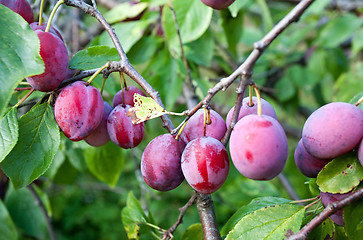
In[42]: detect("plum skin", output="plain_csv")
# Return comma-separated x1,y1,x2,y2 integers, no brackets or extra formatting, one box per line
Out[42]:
229,114,288,180
294,139,331,178
200,0,236,10
181,136,229,194
0,0,34,23
180,109,227,143
85,102,113,147
358,139,363,167
29,22,63,41
302,102,363,159
226,96,277,126
107,105,144,149
26,30,69,92
141,134,186,191
320,191,354,226
113,86,146,107
54,81,104,141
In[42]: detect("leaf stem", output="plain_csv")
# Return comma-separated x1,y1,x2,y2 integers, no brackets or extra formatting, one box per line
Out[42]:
13,88,35,108
86,62,110,85
45,0,64,33
290,195,320,204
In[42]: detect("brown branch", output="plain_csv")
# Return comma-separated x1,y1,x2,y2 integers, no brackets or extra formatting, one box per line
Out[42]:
287,187,363,240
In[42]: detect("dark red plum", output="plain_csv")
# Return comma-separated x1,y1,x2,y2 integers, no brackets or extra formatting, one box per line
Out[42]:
200,0,235,10
226,96,277,126
54,81,104,141
320,191,354,226
0,0,34,23
294,139,331,178
181,137,229,194
85,102,113,147
180,109,227,143
112,86,146,107
26,30,69,92
107,105,144,149
229,114,288,180
141,134,186,191
29,22,63,41
302,102,363,159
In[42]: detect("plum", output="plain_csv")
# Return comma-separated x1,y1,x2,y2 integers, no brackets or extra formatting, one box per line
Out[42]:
320,191,354,226
107,104,144,149
302,102,363,159
26,30,69,92
141,134,186,191
294,139,331,178
229,114,288,180
0,0,34,23
54,81,104,141
113,86,146,107
180,109,227,143
358,139,363,167
29,22,63,41
181,136,229,194
226,96,277,126
85,102,113,147
200,0,235,10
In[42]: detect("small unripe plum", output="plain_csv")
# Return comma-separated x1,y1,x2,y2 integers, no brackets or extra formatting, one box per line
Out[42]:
26,30,69,92
107,105,144,149
0,0,34,23
302,102,363,159
141,134,186,191
181,137,229,194
85,102,113,147
29,22,63,41
320,191,354,226
200,0,235,10
180,109,227,143
113,86,146,107
229,114,288,180
54,81,104,141
294,139,331,178
358,139,363,167
226,96,277,126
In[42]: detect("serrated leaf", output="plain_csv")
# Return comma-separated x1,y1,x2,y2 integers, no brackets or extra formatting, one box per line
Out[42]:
1,103,60,189
316,153,363,194
308,218,335,240
104,2,148,24
344,198,363,240
69,46,119,70
0,108,18,163
226,204,305,240
182,223,203,240
84,141,124,187
221,197,292,236
0,5,44,117
0,199,18,240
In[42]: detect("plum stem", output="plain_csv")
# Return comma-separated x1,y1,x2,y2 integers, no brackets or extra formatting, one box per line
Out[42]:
175,119,188,141
100,77,107,95
45,0,64,33
39,0,46,25
355,96,363,106
86,62,110,85
248,85,254,107
119,72,127,107
253,84,262,116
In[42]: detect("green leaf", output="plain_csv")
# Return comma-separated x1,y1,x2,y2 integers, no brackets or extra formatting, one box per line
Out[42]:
162,0,212,57
182,223,203,240
104,2,148,24
84,141,124,187
69,46,120,70
128,36,160,65
0,108,18,163
0,5,44,117
221,197,292,236
352,28,363,56
184,30,214,67
307,178,320,197
316,153,363,194
226,204,305,240
220,9,243,58
274,74,296,102
349,92,363,111
0,199,18,240
228,0,253,18
121,192,149,239
5,185,47,239
344,198,363,240
308,218,335,240
1,103,60,189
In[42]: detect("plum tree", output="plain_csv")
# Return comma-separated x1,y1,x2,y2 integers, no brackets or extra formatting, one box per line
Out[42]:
226,96,277,126
302,102,363,159
85,102,113,147
229,114,288,180
113,86,146,107
320,191,354,226
181,136,229,194
294,139,331,178
26,30,69,92
107,104,145,149
200,0,235,10
0,0,34,23
54,81,104,141
141,134,186,191
180,109,227,143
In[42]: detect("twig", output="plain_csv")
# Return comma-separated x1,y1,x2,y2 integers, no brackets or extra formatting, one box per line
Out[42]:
287,187,363,240
27,184,56,240
277,173,300,200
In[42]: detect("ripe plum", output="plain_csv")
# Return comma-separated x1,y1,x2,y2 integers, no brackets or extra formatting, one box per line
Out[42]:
29,22,63,41
302,102,363,159
181,137,229,194
320,191,353,226
141,134,186,191
229,114,288,180
113,86,146,107
200,0,235,10
85,102,113,147
54,81,104,141
0,0,34,23
107,104,144,149
180,109,227,143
